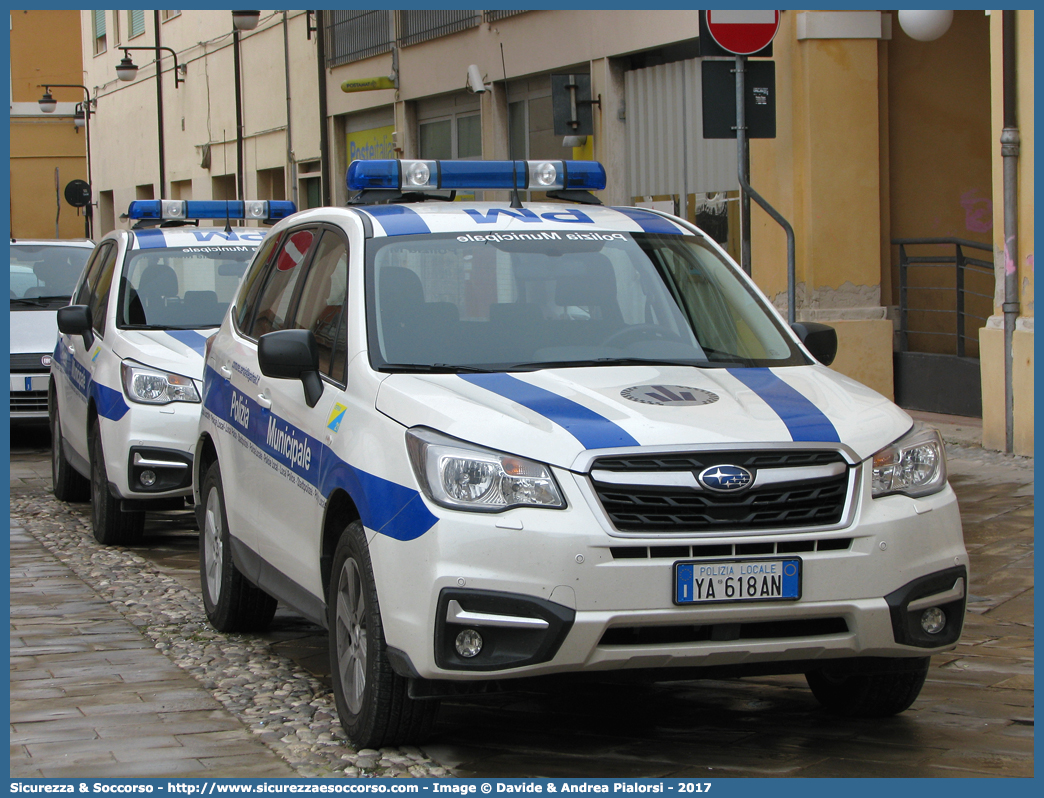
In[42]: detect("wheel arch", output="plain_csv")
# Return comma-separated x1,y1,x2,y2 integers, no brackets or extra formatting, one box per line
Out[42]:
321,489,361,597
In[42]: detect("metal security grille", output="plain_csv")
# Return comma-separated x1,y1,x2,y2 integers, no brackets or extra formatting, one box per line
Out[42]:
590,450,850,534
483,11,526,23
326,10,393,67
397,10,479,47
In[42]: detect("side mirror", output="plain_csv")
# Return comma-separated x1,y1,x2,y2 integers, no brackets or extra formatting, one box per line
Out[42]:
57,305,94,349
791,322,837,366
258,329,324,408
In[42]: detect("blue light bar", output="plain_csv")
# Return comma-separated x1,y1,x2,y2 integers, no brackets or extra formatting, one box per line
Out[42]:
346,160,607,194
127,199,297,221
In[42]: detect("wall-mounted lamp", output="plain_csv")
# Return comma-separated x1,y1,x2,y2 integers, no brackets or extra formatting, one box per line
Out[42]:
232,10,261,31
306,10,318,40
73,102,88,129
38,90,57,113
898,10,954,42
116,46,184,88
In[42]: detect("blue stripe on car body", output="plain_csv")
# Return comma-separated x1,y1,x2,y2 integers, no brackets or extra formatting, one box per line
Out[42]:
133,229,168,249
459,372,640,450
203,366,437,541
165,329,210,357
727,368,840,443
364,205,431,236
610,207,686,235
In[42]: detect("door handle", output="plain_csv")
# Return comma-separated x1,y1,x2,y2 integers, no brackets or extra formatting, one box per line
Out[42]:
219,365,232,378
256,392,272,409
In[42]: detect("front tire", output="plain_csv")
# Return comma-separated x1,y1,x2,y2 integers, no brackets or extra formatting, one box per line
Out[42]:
199,461,277,632
51,402,90,502
328,521,439,749
805,657,931,717
89,424,144,545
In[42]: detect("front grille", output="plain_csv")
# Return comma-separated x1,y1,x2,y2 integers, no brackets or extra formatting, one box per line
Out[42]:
11,391,49,413
10,353,51,373
599,617,849,646
590,450,851,534
610,538,852,560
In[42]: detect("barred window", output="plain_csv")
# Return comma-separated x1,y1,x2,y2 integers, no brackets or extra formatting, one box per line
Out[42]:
326,10,393,67
397,10,479,47
483,11,526,24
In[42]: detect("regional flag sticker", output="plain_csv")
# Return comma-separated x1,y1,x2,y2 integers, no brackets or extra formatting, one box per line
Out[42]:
327,403,347,432
91,346,102,362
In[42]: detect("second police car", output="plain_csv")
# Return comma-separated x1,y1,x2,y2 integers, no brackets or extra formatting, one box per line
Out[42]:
194,160,969,748
50,200,293,544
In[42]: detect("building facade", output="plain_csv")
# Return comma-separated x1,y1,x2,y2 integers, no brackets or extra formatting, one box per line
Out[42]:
9,9,91,240
79,9,1033,454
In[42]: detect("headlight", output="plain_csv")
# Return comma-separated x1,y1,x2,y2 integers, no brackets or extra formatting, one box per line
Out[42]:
121,361,201,405
871,424,947,498
406,428,565,513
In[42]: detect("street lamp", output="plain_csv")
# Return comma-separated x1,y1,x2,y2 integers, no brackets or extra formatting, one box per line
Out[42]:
232,10,261,31
115,46,184,88
37,84,95,238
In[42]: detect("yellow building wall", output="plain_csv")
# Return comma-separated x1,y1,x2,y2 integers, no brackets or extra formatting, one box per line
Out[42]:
981,10,1034,454
9,9,88,240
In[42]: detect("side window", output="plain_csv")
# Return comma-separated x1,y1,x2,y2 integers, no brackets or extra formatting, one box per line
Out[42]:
235,234,280,334
74,242,111,306
251,228,317,339
87,245,119,337
293,231,349,384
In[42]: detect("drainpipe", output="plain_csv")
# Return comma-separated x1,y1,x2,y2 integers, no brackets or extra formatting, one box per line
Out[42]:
233,29,245,200
283,11,298,208
1000,10,1019,454
315,10,331,205
153,11,166,196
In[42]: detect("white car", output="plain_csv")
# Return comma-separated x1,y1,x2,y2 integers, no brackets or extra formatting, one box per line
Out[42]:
49,200,294,545
10,239,95,422
194,160,968,749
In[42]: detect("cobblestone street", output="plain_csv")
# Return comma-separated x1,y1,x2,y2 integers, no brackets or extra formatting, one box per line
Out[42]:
8,415,1034,778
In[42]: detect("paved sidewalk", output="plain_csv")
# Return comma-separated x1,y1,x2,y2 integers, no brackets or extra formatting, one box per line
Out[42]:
10,523,298,778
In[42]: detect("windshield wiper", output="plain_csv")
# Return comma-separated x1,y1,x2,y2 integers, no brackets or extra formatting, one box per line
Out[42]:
381,363,498,374
11,295,70,307
505,357,745,371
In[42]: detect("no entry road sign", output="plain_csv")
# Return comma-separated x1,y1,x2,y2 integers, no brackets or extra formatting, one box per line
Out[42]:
705,10,781,56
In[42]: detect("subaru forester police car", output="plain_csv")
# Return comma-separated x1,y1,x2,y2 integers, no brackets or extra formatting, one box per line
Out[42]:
49,200,293,545
194,160,968,748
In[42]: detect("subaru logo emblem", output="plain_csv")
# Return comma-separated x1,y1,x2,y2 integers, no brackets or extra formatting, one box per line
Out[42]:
698,465,753,492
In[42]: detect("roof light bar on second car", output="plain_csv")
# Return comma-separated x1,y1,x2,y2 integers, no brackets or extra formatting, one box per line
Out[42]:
126,199,297,222
345,159,607,194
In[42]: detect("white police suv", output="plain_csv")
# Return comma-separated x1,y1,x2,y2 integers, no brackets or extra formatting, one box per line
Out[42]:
194,160,968,748
50,200,293,545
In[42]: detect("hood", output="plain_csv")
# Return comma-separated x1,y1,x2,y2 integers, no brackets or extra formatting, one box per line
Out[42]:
10,308,59,355
113,329,216,380
375,364,912,470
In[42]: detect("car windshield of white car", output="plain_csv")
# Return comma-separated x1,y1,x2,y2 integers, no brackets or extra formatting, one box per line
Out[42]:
10,245,92,306
364,232,807,372
115,246,254,330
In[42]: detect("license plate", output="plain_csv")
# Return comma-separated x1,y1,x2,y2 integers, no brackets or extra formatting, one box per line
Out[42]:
11,375,46,392
674,558,802,605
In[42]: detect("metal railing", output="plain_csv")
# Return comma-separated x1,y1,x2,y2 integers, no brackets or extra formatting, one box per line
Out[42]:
894,237,994,357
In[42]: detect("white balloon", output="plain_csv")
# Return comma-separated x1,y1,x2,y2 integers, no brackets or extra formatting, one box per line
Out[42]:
898,10,954,42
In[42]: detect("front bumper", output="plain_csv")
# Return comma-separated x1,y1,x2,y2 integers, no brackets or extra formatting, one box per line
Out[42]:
367,464,968,682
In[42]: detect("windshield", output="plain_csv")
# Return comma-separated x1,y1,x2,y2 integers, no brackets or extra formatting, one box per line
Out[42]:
365,231,806,371
116,245,255,329
10,244,92,304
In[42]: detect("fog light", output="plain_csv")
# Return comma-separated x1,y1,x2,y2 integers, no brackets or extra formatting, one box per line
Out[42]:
139,469,157,487
455,629,483,658
920,607,946,635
